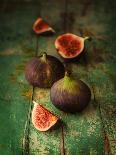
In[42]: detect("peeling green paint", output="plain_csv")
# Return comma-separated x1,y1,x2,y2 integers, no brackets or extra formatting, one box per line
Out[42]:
0,0,116,155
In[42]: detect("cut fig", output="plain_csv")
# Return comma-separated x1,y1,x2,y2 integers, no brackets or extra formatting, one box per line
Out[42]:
33,17,55,34
55,33,89,59
32,101,59,131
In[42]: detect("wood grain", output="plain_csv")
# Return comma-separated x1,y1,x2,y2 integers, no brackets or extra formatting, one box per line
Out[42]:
0,0,116,155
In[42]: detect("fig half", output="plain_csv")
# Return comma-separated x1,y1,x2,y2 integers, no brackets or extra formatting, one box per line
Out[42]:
50,72,91,113
25,53,65,88
55,33,89,59
33,17,55,34
32,101,59,131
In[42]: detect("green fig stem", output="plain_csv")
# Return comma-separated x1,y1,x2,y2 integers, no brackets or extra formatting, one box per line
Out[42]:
83,36,89,41
49,27,55,33
65,71,69,77
64,75,71,86
41,52,47,62
32,100,38,106
65,71,71,77
64,71,72,83
63,72,77,91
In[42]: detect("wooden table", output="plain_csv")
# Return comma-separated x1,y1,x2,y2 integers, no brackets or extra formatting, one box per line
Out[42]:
0,0,116,154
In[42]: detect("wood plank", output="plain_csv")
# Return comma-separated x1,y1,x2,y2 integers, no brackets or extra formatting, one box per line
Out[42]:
29,0,67,154
61,0,105,154
85,1,116,154
0,1,40,154
68,0,116,154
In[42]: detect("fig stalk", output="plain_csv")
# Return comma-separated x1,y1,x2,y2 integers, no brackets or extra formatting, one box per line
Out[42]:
41,53,47,62
83,36,89,41
64,71,71,77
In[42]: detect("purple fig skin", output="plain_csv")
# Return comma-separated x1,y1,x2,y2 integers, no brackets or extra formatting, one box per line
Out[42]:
25,55,65,88
50,78,91,113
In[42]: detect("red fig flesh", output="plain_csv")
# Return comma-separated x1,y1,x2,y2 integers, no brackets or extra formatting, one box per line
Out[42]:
33,18,55,34
55,33,89,59
32,101,59,131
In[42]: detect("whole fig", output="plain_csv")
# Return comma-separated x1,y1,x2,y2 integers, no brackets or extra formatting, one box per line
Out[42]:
25,53,65,88
50,72,91,113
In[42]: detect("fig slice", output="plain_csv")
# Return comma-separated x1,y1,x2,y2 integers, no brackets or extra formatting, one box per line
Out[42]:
32,101,59,131
33,17,55,34
55,33,89,59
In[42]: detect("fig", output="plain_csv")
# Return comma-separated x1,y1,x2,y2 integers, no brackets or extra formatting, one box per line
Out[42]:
33,17,55,34
32,101,59,131
25,53,65,88
55,33,89,59
50,72,91,113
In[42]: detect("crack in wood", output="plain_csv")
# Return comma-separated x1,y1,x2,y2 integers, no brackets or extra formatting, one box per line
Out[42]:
63,0,68,33
92,86,111,155
22,36,40,155
35,35,39,56
81,0,92,16
61,125,66,155
77,27,112,154
60,0,73,154
60,0,75,33
22,35,40,155
22,0,72,154
22,7,41,154
78,26,111,153
22,87,34,155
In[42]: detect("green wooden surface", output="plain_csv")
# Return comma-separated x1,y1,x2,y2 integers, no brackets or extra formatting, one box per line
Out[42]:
0,0,116,155
0,1,39,154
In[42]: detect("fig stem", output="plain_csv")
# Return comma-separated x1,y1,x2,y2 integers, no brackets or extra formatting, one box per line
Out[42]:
32,100,38,106
65,71,71,77
49,27,55,33
41,52,47,62
83,36,89,41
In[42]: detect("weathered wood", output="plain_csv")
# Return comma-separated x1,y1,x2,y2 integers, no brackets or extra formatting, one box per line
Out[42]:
61,0,105,154
29,0,66,154
68,1,116,154
30,2,103,154
29,0,116,155
0,1,40,154
0,0,116,155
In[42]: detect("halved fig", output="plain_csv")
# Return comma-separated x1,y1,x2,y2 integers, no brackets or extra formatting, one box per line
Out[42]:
33,17,55,34
32,101,59,131
55,33,89,59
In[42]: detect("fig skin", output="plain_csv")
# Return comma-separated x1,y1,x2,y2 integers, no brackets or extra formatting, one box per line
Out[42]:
25,53,65,88
32,101,59,132
55,33,89,60
50,73,91,113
